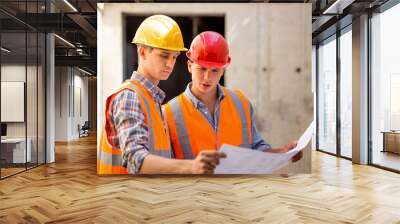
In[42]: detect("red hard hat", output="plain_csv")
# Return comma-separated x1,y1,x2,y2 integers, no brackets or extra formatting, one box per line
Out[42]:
186,31,231,68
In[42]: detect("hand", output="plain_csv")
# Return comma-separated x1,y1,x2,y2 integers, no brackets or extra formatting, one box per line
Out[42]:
282,141,302,163
281,141,297,153
291,150,303,162
191,150,226,174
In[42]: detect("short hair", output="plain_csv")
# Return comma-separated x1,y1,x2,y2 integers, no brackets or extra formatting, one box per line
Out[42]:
136,44,154,52
136,44,154,64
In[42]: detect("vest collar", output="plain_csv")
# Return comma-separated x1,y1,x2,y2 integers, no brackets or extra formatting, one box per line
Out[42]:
183,82,225,109
130,71,166,104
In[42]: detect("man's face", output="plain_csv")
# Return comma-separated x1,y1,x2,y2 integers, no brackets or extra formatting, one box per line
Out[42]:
141,47,180,82
188,61,224,95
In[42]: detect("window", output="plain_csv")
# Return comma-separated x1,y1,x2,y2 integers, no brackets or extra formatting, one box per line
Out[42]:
0,1,47,179
317,36,337,154
316,25,353,159
371,2,400,171
339,28,352,158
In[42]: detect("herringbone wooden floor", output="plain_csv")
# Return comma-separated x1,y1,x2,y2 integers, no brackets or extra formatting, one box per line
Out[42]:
1,135,400,224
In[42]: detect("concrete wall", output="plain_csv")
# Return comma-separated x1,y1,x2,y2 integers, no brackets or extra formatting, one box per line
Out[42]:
98,3,313,173
55,67,89,141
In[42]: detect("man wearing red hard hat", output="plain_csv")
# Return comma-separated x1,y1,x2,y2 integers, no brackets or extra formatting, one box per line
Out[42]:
163,31,302,170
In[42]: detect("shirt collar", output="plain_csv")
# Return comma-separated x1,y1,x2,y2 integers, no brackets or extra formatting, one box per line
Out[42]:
183,82,225,109
130,71,166,104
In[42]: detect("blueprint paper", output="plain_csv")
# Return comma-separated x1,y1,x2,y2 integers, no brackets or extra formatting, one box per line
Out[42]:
214,121,314,174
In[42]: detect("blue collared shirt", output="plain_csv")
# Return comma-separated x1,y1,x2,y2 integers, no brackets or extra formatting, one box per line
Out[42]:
183,83,272,151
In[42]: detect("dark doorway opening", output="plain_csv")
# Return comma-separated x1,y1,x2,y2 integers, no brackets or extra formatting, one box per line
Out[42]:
125,15,225,102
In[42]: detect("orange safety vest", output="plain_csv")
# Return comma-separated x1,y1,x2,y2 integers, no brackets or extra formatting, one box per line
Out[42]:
164,87,252,159
97,80,171,174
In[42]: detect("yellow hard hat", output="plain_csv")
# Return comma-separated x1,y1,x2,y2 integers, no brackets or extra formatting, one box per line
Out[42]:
132,15,188,52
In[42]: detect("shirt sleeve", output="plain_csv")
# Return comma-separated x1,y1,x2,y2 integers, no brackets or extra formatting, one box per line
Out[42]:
250,103,272,151
111,89,150,174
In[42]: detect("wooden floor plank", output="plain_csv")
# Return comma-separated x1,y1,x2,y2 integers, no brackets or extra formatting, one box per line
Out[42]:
0,134,399,223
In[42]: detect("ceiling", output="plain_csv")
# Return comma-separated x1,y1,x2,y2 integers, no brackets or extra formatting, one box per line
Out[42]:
0,0,391,76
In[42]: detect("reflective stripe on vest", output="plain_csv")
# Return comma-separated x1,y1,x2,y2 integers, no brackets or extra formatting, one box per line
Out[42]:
164,87,252,159
227,89,252,147
97,80,171,174
97,127,128,174
167,97,194,159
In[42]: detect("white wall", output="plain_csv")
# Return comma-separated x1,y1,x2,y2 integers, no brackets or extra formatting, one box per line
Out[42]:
72,72,89,138
1,65,27,141
98,3,313,173
1,65,35,138
55,66,68,141
55,67,89,141
1,63,46,164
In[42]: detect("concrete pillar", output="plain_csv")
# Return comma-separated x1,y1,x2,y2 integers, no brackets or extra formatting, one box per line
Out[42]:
45,0,55,163
259,4,313,173
352,14,369,164
46,33,55,163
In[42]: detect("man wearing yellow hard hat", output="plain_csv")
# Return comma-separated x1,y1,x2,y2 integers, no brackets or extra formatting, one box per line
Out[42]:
97,15,225,174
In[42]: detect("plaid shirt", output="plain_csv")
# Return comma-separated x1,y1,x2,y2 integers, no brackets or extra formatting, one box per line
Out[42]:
183,83,272,151
106,71,166,174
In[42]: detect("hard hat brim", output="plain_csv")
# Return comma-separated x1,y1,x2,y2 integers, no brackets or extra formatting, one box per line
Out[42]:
132,41,188,52
191,59,230,69
187,51,230,68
